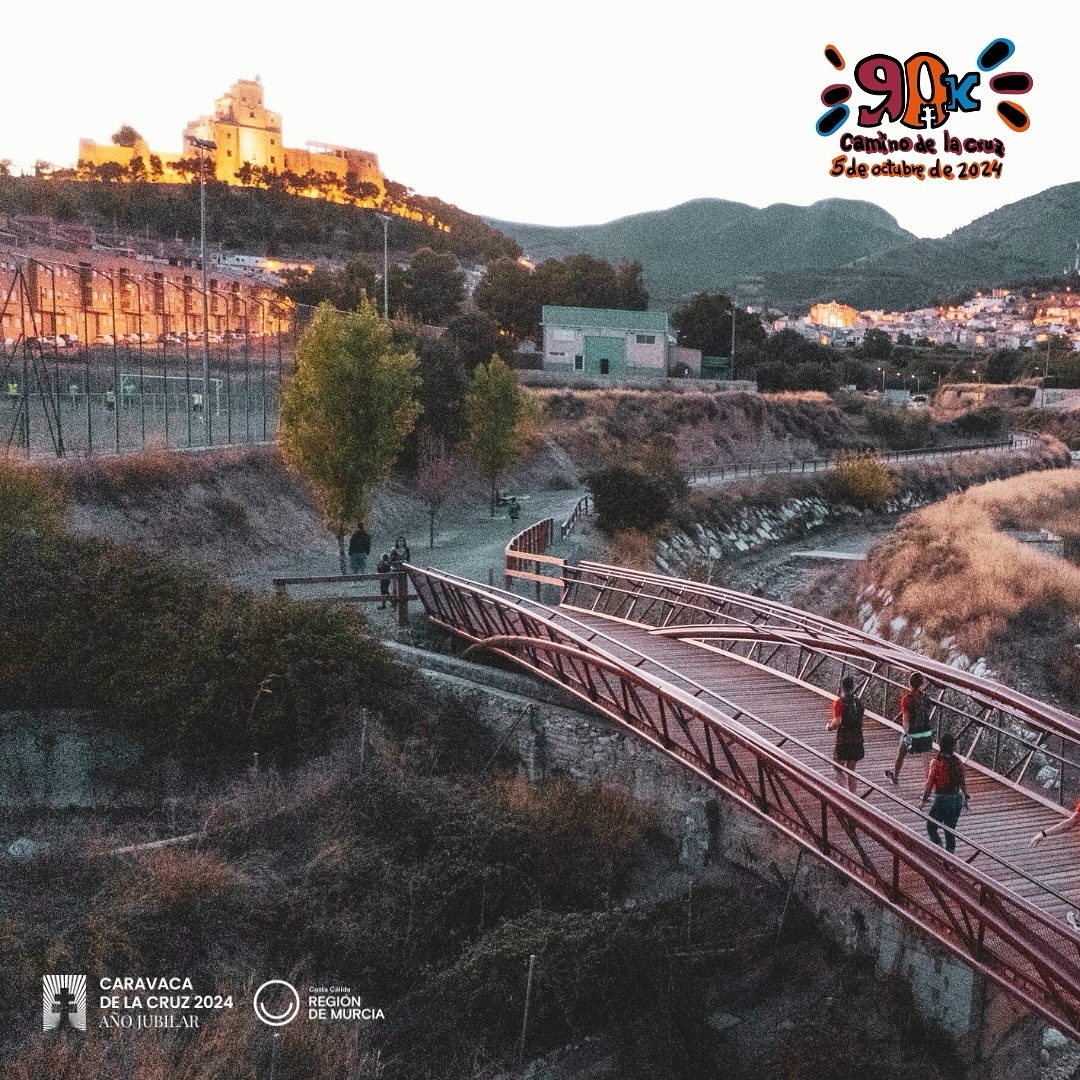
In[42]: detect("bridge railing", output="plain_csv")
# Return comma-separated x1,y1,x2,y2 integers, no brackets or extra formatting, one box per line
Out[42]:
562,562,1080,812
505,517,563,597
406,563,1080,1039
560,494,591,540
684,435,1029,484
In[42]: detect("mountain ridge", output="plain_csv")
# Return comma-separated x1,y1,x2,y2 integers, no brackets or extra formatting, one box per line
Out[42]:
486,184,1080,311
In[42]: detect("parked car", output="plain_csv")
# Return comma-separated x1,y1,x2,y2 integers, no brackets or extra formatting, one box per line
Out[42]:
94,334,115,346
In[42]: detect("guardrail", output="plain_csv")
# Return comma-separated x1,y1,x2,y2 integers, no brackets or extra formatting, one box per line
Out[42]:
685,435,1030,484
560,494,591,540
272,571,416,627
504,517,562,598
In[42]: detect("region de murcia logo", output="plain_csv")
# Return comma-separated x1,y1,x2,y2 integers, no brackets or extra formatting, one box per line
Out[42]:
252,980,301,1027
43,975,87,1032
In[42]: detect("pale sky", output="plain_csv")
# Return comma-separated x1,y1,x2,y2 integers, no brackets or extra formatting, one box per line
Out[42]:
6,0,1070,239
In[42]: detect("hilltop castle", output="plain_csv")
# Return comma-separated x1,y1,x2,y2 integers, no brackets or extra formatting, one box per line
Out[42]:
78,78,385,200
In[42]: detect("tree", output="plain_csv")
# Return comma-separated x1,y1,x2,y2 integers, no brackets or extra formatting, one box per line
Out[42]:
474,257,542,341
280,301,422,573
168,157,202,182
111,124,142,147
128,155,147,183
148,155,164,181
986,348,1021,384
414,312,506,446
415,435,457,548
586,465,675,535
672,293,758,357
534,254,648,311
861,328,893,361
277,258,378,314
96,161,125,183
402,247,465,325
465,356,524,515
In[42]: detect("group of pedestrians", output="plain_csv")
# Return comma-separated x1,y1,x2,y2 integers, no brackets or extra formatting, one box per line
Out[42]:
828,672,968,853
830,671,1080,857
347,527,411,611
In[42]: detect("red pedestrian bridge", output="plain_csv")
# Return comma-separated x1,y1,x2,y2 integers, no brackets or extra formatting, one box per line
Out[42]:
406,515,1080,1040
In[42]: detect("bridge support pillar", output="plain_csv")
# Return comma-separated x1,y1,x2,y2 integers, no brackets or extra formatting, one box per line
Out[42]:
709,801,1045,1079
877,909,1043,1079
679,797,710,872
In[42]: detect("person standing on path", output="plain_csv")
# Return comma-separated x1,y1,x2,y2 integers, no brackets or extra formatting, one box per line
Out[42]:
920,732,969,854
348,524,371,575
394,535,411,564
827,675,865,793
886,672,934,785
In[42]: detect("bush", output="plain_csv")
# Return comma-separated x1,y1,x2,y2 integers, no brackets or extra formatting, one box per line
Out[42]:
827,452,898,510
0,454,64,541
587,466,675,534
0,529,398,761
862,402,932,449
947,406,1005,440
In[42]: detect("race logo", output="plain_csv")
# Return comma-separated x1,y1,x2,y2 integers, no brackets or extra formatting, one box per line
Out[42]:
816,40,1033,183
43,975,87,1032
252,980,301,1027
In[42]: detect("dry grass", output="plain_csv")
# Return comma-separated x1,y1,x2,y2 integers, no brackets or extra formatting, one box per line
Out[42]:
604,527,659,569
955,467,1080,546
493,776,651,860
829,452,898,510
45,444,287,507
866,469,1080,654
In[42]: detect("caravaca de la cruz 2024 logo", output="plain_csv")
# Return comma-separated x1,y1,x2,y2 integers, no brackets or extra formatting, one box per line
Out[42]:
816,39,1032,182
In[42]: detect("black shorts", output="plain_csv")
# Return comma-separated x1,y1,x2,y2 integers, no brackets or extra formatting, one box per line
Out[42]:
900,731,934,754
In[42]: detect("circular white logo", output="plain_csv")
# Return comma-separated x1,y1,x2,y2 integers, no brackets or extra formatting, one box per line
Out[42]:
253,980,300,1027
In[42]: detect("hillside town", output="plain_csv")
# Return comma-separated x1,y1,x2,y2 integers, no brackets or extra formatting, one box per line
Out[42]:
778,290,1080,352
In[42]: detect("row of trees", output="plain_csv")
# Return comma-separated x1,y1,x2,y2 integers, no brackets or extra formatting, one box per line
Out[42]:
281,302,526,571
475,254,648,341
279,247,467,326
749,327,1079,393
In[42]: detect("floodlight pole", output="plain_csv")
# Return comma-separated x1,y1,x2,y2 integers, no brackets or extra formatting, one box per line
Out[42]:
378,213,391,319
188,134,217,446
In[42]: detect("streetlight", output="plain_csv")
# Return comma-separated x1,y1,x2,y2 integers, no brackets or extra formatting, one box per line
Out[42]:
187,134,217,446
877,366,885,392
377,213,391,319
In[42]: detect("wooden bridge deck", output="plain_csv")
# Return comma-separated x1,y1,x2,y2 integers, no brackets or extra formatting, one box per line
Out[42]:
407,559,1080,1034
558,606,1080,923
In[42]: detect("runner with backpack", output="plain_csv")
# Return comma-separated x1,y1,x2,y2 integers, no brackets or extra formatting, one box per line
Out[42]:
827,675,865,793
920,732,969,854
885,672,934,786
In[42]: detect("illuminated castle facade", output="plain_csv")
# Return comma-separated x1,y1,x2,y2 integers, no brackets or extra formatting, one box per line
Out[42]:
78,78,385,200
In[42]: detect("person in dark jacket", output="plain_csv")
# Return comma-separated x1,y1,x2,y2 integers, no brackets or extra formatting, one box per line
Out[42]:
348,524,371,575
827,675,865,793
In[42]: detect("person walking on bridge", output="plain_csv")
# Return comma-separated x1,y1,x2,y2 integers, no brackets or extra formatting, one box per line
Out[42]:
886,672,934,786
1030,801,1080,847
827,675,865,793
920,733,968,854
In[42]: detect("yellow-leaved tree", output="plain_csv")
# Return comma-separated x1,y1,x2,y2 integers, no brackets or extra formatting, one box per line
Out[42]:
465,355,524,516
280,301,422,573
